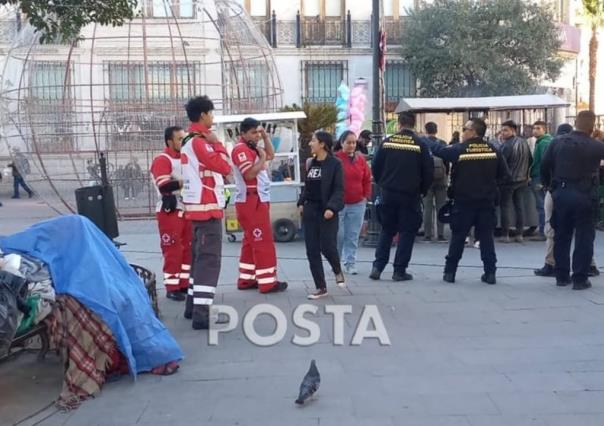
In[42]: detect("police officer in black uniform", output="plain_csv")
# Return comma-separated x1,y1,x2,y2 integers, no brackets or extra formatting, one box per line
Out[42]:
540,110,604,290
426,118,510,284
370,111,434,281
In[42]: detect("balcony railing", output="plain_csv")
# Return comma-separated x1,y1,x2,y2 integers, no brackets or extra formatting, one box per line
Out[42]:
250,11,409,48
383,17,408,46
301,16,345,47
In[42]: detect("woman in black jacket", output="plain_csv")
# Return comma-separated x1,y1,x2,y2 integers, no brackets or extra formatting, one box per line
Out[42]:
298,131,345,299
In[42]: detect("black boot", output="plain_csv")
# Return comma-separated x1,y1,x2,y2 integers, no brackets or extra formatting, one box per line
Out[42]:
184,294,193,319
572,280,592,291
556,276,572,287
481,273,496,285
392,271,413,281
443,272,456,283
192,305,210,330
588,266,600,277
166,291,185,301
369,267,381,280
534,264,555,277
263,281,288,293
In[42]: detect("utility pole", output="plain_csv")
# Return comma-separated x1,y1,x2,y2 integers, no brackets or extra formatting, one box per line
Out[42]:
363,0,383,248
371,0,383,152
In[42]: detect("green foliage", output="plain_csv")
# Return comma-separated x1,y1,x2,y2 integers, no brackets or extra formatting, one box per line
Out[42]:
400,0,563,97
281,102,337,162
0,0,139,43
582,0,604,22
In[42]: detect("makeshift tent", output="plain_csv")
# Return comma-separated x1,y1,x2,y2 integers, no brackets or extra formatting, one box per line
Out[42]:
0,215,183,375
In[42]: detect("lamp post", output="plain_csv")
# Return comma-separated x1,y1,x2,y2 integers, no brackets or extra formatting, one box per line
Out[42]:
363,0,384,247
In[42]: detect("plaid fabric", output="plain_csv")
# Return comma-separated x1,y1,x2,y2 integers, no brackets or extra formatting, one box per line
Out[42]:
45,295,121,410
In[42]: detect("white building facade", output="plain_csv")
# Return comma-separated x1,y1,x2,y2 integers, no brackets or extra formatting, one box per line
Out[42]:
238,0,600,130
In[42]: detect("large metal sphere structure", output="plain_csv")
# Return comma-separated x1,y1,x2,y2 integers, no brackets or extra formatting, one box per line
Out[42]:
0,0,283,216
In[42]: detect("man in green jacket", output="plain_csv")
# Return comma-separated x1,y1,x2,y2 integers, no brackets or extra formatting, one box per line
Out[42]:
529,120,553,240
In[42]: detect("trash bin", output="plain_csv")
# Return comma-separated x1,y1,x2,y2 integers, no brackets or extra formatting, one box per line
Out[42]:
75,185,119,239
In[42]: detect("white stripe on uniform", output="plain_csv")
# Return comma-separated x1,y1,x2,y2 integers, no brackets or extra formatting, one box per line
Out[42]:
255,267,275,275
193,285,217,294
193,298,213,305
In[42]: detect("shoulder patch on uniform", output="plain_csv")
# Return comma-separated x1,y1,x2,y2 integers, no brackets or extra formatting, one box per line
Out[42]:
238,152,247,162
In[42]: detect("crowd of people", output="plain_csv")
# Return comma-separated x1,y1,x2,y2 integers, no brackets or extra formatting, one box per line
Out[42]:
149,94,604,329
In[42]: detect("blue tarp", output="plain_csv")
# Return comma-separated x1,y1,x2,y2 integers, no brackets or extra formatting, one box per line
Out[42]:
0,215,183,375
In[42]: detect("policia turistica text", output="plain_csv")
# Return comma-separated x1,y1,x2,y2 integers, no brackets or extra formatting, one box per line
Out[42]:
540,110,604,290
425,117,511,285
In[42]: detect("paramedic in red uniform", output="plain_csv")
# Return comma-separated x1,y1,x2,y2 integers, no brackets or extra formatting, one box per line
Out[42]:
231,117,288,293
181,96,232,330
150,126,191,301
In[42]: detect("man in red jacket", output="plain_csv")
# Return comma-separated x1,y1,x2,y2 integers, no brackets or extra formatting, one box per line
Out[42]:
230,117,288,293
150,126,191,301
181,96,232,330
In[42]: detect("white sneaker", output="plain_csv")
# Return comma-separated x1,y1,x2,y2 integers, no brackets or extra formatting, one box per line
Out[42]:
473,241,480,249
335,272,346,288
307,288,329,300
344,264,358,275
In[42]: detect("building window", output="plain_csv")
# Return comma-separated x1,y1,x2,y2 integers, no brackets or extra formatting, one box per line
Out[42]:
106,61,197,102
384,61,416,110
150,0,194,18
225,61,272,113
303,60,347,104
29,62,71,100
26,61,74,153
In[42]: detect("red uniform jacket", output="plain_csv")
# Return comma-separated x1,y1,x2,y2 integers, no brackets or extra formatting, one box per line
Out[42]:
182,123,232,221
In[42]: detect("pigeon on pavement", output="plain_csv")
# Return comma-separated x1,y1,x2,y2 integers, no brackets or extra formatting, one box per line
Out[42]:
295,360,320,405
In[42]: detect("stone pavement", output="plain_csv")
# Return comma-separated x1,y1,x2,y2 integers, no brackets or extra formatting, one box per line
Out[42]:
1,198,604,426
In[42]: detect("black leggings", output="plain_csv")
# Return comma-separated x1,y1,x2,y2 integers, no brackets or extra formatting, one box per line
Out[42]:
303,201,342,289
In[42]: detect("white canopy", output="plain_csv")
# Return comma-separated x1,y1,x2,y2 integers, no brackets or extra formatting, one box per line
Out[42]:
214,111,306,124
395,94,570,113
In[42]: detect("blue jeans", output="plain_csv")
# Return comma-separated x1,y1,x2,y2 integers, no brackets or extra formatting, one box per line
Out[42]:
337,200,367,267
13,176,32,198
530,178,545,234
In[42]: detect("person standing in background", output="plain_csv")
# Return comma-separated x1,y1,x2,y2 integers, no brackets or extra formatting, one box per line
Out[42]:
422,122,449,242
528,120,553,241
150,126,191,302
499,120,532,243
335,130,372,275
